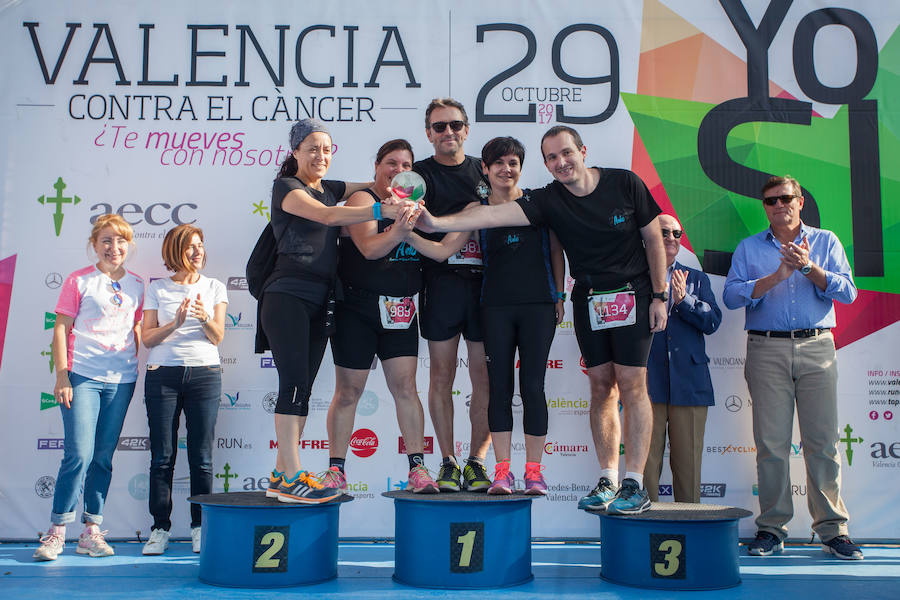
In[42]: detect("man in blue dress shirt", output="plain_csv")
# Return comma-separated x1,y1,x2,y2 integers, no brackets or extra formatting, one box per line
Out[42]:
645,214,721,504
723,175,861,560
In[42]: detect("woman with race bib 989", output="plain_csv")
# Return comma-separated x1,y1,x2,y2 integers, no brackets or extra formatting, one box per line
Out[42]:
322,139,438,494
261,119,415,503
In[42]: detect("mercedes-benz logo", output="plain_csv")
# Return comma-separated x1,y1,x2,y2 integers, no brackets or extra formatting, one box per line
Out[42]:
45,272,63,289
725,395,742,412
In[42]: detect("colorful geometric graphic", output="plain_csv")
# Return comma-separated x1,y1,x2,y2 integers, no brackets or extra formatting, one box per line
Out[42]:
0,255,16,371
627,0,900,347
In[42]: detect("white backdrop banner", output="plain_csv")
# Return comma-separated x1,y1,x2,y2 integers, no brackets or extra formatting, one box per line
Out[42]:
1,0,899,541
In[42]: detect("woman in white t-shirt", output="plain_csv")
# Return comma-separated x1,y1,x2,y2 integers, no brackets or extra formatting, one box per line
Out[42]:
139,224,228,556
33,214,144,562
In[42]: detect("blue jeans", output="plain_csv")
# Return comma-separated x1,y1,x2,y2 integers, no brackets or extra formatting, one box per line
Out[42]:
51,372,135,526
145,365,221,530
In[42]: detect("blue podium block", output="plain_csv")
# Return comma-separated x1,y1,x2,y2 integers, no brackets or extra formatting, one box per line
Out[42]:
189,492,352,588
593,503,752,590
383,490,534,589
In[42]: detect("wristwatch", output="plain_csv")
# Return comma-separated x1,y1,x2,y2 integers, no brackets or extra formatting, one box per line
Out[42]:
800,261,813,275
651,291,668,302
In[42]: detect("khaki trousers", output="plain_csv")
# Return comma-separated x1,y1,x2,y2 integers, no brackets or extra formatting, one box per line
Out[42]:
644,403,708,503
745,331,849,542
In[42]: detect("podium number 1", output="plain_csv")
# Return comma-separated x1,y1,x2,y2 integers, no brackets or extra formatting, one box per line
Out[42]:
450,522,484,573
650,533,686,579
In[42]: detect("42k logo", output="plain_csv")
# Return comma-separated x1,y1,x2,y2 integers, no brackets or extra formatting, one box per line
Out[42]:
38,177,81,236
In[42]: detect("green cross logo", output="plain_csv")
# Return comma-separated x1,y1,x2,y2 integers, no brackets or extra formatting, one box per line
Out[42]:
839,424,863,466
215,462,238,492
41,344,54,373
38,177,81,237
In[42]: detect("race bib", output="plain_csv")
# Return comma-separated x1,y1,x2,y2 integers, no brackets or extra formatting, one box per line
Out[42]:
587,291,636,331
448,235,483,266
378,295,416,329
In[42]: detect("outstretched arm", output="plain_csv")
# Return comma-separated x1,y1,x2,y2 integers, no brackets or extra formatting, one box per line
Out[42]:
416,201,529,233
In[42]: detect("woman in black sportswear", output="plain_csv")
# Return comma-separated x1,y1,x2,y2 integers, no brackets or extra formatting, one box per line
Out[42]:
322,139,438,494
261,119,416,504
406,136,564,495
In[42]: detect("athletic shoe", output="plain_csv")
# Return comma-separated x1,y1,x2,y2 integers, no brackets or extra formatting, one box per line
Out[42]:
33,527,65,561
822,535,863,560
462,461,491,492
488,461,515,495
77,525,114,557
277,471,342,504
578,477,618,512
524,463,548,496
191,527,202,553
319,466,348,490
436,462,461,492
606,478,651,515
142,528,170,555
266,470,284,498
747,531,783,556
406,465,439,493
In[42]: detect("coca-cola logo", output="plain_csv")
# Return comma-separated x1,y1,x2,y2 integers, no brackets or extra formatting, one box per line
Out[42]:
349,428,378,458
580,355,588,375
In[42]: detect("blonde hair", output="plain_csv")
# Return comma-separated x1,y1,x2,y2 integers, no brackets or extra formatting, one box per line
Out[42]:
161,224,206,273
89,213,134,244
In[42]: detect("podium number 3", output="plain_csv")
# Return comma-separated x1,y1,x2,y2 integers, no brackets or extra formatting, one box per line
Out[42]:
449,522,484,573
650,533,686,579
253,525,289,573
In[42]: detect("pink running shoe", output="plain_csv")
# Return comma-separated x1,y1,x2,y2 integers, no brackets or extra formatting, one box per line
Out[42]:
406,465,439,493
524,462,548,495
319,466,348,490
488,460,515,495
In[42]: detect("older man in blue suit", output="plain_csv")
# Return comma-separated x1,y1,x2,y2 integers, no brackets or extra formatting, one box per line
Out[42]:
644,214,722,503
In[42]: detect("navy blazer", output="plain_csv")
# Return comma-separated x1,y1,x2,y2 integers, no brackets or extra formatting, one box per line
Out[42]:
648,262,722,406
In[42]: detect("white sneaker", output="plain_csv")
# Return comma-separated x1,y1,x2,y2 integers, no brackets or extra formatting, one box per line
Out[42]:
33,526,65,561
142,528,170,555
191,527,201,553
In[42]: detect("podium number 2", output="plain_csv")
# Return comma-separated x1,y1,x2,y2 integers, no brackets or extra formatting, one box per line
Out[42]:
450,522,484,573
253,526,289,573
650,533,686,579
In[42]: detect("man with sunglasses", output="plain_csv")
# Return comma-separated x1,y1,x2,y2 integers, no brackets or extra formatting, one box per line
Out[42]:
412,98,492,492
644,214,721,504
410,125,668,514
723,175,861,560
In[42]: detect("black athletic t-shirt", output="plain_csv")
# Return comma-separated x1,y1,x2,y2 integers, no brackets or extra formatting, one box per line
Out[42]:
265,176,346,304
413,155,488,275
516,168,660,293
480,193,557,307
338,189,423,297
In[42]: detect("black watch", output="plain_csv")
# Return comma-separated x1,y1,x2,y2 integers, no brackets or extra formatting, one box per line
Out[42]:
651,291,668,302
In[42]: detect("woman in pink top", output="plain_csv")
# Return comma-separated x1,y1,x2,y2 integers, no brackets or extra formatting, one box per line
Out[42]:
33,214,144,561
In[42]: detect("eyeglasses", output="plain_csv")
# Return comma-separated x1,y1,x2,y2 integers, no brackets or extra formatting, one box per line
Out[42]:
110,280,123,306
763,194,797,206
430,120,466,133
661,228,683,239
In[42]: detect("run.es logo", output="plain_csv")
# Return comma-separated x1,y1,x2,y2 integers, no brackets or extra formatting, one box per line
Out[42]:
840,424,863,466
216,463,238,492
38,177,81,236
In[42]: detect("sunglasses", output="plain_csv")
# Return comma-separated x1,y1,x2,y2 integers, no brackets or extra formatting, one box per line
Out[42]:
430,120,466,133
661,228,683,239
110,280,123,306
763,194,797,206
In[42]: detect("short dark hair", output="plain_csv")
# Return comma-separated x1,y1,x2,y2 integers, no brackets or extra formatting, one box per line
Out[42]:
540,125,584,159
481,137,525,167
376,139,414,164
424,97,469,128
761,175,802,198
161,224,205,273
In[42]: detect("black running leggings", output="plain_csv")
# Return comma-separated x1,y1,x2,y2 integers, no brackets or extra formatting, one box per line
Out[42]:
260,292,328,416
482,303,556,436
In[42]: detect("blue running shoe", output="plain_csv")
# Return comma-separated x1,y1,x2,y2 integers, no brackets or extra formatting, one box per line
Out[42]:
606,478,651,515
578,477,618,511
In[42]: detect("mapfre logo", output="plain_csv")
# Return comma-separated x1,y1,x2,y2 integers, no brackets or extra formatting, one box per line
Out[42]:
349,428,378,458
516,358,563,369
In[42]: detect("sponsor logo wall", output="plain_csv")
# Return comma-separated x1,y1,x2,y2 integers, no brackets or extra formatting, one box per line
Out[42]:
1,0,898,540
